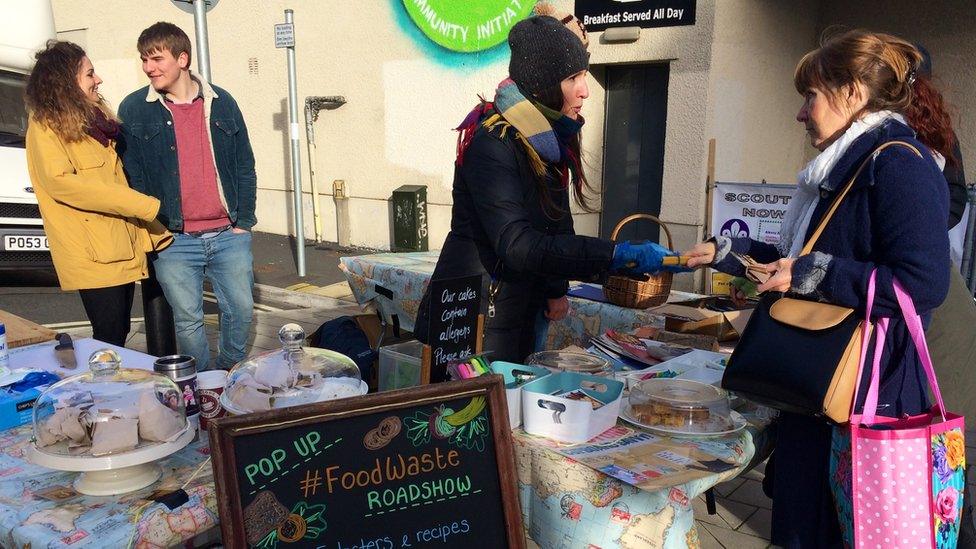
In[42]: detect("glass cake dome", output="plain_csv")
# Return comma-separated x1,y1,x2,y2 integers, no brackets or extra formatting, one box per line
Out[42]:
221,324,367,415
27,349,195,495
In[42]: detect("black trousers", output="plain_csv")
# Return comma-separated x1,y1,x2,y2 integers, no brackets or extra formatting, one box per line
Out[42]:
78,282,135,347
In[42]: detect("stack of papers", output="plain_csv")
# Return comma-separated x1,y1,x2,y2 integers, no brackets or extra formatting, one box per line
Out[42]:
589,330,694,368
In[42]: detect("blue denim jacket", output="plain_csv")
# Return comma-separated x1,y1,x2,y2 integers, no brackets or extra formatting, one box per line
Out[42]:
117,78,257,231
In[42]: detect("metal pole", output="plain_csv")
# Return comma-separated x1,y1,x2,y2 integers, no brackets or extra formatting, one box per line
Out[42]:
191,0,212,81
285,9,306,277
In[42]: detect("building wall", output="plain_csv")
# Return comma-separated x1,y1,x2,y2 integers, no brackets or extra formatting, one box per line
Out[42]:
705,0,821,187
548,0,719,257
819,0,976,175
50,1,972,262
50,0,726,261
51,0,519,249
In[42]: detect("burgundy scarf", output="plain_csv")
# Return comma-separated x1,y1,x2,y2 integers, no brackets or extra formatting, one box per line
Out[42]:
85,108,119,147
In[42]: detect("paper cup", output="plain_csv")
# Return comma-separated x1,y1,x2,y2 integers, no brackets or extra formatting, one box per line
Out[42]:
197,370,228,431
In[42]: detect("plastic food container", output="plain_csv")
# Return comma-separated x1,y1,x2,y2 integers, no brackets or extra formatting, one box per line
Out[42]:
26,349,195,495
627,378,733,434
488,361,550,429
222,324,367,415
525,350,612,377
378,340,423,391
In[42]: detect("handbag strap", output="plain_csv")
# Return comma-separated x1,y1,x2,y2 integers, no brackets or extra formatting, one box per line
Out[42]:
853,270,948,425
800,141,922,255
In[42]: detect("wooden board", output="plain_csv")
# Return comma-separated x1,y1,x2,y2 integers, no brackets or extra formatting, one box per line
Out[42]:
0,310,56,348
209,376,524,549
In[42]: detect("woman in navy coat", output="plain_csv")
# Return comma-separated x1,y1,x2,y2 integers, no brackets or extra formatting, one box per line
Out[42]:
686,30,953,547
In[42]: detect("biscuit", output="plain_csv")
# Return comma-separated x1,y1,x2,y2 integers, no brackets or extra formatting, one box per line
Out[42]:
377,416,401,439
243,490,290,545
363,416,402,450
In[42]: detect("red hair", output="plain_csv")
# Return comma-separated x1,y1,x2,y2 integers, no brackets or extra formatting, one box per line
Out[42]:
904,76,958,167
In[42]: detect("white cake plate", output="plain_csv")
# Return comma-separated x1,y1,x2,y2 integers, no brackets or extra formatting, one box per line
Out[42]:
26,425,195,496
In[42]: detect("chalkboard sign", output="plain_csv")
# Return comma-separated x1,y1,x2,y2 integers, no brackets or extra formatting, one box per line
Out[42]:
425,274,483,382
210,376,523,549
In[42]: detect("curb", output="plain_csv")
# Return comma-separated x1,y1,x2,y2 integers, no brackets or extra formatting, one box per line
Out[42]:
253,283,364,311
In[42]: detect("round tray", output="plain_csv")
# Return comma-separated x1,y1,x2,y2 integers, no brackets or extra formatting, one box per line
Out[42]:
26,425,195,495
619,406,747,438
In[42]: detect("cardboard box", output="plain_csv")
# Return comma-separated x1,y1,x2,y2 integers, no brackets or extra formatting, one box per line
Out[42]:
489,361,550,429
520,371,623,443
650,297,754,342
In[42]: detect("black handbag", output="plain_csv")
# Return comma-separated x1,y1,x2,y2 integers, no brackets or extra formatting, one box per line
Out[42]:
721,141,921,423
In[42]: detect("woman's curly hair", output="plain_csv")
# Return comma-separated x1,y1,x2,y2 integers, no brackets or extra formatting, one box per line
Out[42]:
25,40,108,142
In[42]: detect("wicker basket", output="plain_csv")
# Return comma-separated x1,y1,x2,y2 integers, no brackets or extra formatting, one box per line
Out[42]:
603,214,674,309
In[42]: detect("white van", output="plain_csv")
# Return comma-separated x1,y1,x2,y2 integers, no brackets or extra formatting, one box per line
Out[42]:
0,0,54,271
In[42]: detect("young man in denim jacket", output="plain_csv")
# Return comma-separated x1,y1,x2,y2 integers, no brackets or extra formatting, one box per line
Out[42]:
118,22,257,371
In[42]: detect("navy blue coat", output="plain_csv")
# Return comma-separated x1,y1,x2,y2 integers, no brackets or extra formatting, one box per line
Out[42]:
717,119,950,417
715,120,950,547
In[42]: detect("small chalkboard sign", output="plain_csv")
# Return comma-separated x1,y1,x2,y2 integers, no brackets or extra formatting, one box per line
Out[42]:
423,274,484,383
209,376,523,549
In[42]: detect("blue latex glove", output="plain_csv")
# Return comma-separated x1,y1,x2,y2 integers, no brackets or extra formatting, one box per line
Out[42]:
611,241,678,275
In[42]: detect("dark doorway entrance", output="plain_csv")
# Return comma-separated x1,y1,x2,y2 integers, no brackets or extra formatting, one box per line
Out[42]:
599,63,670,242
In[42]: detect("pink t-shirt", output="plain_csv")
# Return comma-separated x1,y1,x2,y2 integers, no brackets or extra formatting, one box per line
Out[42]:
168,97,230,233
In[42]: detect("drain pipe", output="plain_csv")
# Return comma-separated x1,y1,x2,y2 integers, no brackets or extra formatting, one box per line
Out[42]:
304,96,347,243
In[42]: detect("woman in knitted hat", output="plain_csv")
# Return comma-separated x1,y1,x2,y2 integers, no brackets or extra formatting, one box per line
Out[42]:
416,10,686,367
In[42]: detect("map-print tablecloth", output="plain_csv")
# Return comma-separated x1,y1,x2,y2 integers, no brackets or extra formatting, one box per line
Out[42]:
339,251,673,350
0,414,771,549
0,425,217,549
514,413,773,549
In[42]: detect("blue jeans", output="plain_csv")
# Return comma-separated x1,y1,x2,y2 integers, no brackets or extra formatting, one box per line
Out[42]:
153,229,254,371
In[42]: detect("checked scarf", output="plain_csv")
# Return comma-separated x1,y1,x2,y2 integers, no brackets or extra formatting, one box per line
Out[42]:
455,78,583,181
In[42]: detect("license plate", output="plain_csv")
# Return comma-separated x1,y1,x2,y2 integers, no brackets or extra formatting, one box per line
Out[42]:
3,235,49,251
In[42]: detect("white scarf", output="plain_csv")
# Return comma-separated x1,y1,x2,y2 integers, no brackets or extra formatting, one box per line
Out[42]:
777,110,907,258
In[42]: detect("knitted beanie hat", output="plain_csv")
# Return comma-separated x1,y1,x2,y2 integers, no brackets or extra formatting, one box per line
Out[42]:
534,1,588,48
508,15,589,96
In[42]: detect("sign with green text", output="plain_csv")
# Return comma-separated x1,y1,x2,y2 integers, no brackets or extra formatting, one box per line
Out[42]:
402,0,535,52
210,376,523,548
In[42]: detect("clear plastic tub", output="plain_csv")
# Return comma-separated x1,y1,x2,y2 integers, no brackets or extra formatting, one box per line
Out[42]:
378,340,423,391
627,378,733,434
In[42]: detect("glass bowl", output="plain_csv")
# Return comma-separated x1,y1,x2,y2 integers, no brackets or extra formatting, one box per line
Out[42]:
27,349,194,495
525,350,612,377
221,324,367,415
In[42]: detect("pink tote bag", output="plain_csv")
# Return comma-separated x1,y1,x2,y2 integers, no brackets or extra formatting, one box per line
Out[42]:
848,271,966,548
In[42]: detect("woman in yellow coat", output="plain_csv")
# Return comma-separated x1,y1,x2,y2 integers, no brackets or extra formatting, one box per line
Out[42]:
25,41,171,346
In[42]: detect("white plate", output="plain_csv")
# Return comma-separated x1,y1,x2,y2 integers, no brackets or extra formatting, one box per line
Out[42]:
619,406,747,438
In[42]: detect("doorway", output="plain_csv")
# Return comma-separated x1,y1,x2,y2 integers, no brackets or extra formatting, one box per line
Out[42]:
599,63,670,242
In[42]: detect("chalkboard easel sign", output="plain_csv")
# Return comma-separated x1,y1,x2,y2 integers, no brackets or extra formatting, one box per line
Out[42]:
209,376,523,549
422,274,484,383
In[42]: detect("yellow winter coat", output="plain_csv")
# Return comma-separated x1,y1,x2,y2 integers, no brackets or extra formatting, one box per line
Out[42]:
25,120,172,291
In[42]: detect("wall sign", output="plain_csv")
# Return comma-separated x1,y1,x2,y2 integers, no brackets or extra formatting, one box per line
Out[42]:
575,0,696,32
710,182,796,246
425,274,483,382
401,0,535,53
274,23,295,48
210,376,523,548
